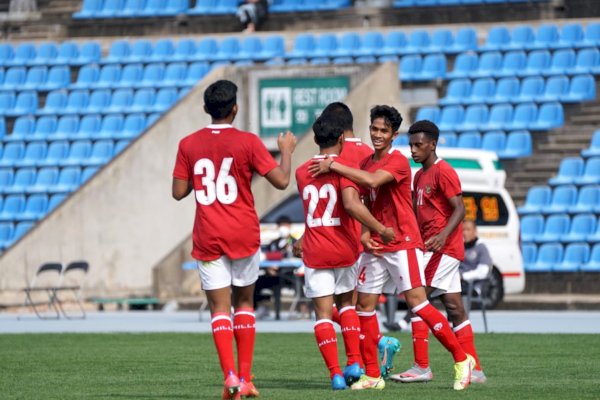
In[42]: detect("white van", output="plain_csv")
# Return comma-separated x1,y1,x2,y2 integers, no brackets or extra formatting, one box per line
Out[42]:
260,147,525,308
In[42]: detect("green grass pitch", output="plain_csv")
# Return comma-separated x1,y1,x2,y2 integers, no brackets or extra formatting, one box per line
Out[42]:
1,332,599,399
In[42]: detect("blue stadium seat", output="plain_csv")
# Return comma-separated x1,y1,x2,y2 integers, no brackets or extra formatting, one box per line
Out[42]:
569,185,600,214
60,141,92,167
104,40,130,64
286,34,316,59
438,132,457,147
37,141,69,167
0,44,14,67
84,89,112,114
10,221,33,244
0,168,14,192
106,89,133,114
471,52,502,79
76,42,101,65
147,39,175,63
97,0,125,18
183,62,209,86
234,37,262,62
448,27,477,53
30,116,58,141
574,47,600,75
549,157,584,186
428,29,453,53
50,167,82,193
38,90,68,115
581,22,600,48
27,167,58,194
521,214,544,243
562,74,596,103
581,244,600,272
537,214,570,243
81,166,99,182
7,43,36,67
130,88,155,113
115,63,143,88
121,0,145,17
152,88,178,112
97,114,124,138
32,43,58,66
211,0,237,14
256,35,285,60
7,91,38,117
0,221,13,249
438,105,464,131
574,157,600,185
481,130,507,153
159,62,187,88
188,0,216,14
128,40,153,63
4,168,35,194
332,32,361,58
490,77,519,104
419,53,446,80
193,38,219,62
213,38,240,62
83,140,114,166
113,140,130,154
456,131,481,149
3,67,26,90
41,66,70,90
94,64,122,88
118,113,146,139
514,76,544,103
465,78,495,105
544,49,576,76
63,90,90,115
171,39,196,62
582,130,600,158
6,116,36,143
18,194,47,221
73,64,100,89
562,214,597,243
310,34,338,58
54,42,80,65
556,23,585,49
486,104,513,131
589,218,600,243
378,32,406,57
496,51,527,78
506,102,537,130
399,55,422,81
554,243,589,272
481,26,510,51
542,185,577,214
22,66,48,91
415,106,441,124
163,0,188,15
521,242,537,271
520,50,551,77
528,24,560,50
355,32,384,57
505,25,535,50
141,0,166,16
538,75,569,102
0,92,16,116
439,79,471,106
178,87,191,98
518,185,552,214
401,30,430,55
53,115,80,141
457,105,488,131
0,194,26,221
74,0,104,18
530,102,563,131
48,193,67,210
138,63,166,88
16,142,47,168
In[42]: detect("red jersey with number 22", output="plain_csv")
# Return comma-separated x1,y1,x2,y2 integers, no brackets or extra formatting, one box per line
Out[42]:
173,124,278,261
360,149,424,253
296,156,361,269
413,159,464,260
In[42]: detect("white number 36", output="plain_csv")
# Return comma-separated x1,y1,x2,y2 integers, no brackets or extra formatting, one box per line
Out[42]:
194,157,238,205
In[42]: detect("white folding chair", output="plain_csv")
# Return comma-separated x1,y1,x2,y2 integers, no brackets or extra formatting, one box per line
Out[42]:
54,261,89,319
19,263,63,320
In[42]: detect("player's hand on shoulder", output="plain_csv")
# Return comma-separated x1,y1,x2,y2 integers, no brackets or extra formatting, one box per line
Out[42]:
308,154,333,177
379,227,396,245
425,233,447,252
292,236,303,258
278,131,297,153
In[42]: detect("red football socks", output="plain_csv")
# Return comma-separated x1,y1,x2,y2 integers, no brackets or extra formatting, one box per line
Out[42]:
358,310,381,378
314,320,342,379
331,305,341,325
339,306,363,367
412,301,467,363
233,308,256,381
211,313,236,379
411,317,430,368
454,320,481,370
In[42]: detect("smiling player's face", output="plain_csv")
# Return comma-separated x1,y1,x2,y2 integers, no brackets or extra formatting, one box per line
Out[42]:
369,118,396,152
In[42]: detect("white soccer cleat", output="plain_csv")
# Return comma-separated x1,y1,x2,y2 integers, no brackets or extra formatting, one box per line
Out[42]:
390,364,433,383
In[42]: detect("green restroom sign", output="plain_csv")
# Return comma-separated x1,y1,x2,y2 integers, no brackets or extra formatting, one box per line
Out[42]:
259,76,350,137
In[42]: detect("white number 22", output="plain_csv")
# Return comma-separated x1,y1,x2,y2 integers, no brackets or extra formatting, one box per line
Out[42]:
302,183,341,228
194,158,238,205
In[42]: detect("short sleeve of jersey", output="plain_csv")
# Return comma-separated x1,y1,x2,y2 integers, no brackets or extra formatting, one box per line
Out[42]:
250,134,278,176
173,140,190,181
382,151,410,183
439,163,462,200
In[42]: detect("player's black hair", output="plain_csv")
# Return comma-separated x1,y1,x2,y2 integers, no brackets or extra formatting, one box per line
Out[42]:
204,80,237,119
312,114,344,149
408,120,440,142
370,105,403,132
321,102,353,132
276,215,292,225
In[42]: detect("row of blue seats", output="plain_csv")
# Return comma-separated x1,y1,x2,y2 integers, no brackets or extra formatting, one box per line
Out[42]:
394,130,532,158
550,157,600,186
416,102,564,132
521,213,600,243
583,131,600,158
519,182,600,215
74,0,349,19
448,49,600,79
0,88,184,117
0,42,101,67
1,114,155,143
0,221,36,250
0,140,127,169
440,75,595,106
0,66,71,91
0,190,88,222
0,166,102,198
523,242,600,272
395,0,549,7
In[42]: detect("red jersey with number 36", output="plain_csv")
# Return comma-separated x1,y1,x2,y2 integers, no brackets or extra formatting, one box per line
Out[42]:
413,158,464,261
296,155,361,269
173,124,278,261
360,149,424,253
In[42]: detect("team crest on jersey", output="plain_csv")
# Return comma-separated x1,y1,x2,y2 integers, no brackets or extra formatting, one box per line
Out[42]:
425,185,431,195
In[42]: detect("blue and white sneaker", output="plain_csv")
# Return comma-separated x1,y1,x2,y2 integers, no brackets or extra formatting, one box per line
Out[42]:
378,336,401,378
331,374,348,390
343,362,364,385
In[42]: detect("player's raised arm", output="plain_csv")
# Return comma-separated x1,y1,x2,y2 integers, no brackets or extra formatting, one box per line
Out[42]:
309,158,394,189
265,131,296,190
341,186,395,244
172,178,192,200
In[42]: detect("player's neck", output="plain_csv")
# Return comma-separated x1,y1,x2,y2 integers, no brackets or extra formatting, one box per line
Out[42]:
343,131,356,139
422,153,438,170
373,145,391,160
211,117,234,125
319,145,340,157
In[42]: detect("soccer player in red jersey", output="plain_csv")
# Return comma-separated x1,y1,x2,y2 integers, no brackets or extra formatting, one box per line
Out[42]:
394,120,486,384
171,80,296,399
296,113,396,390
309,105,475,391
